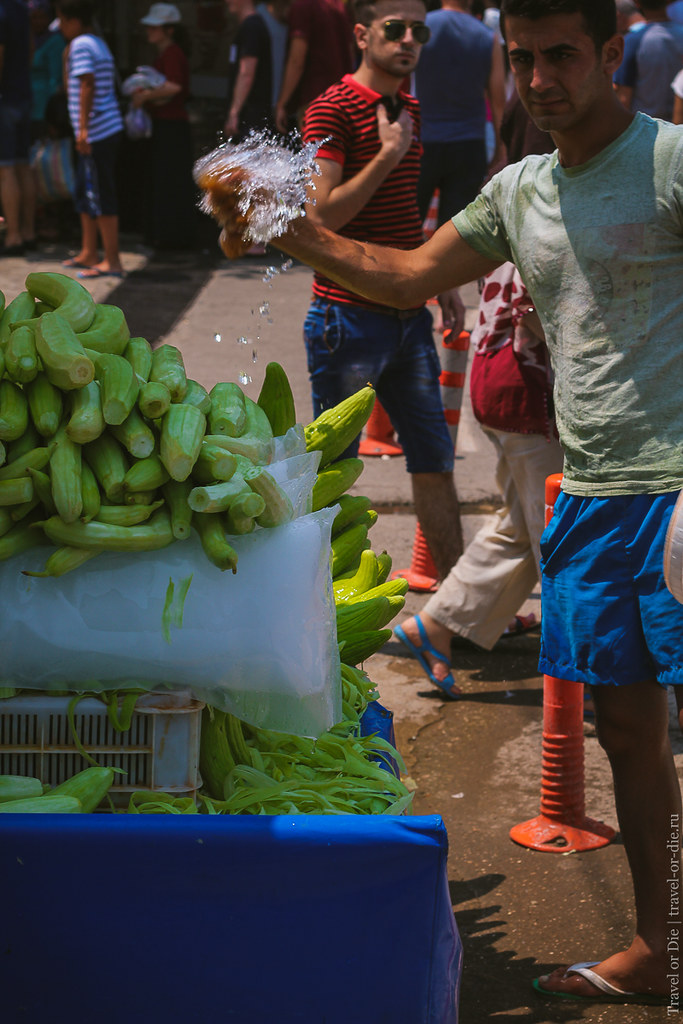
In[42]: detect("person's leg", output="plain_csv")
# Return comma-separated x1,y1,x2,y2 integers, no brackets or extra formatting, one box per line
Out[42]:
509,431,564,575
16,162,36,245
76,212,100,265
94,214,123,273
411,470,463,582
539,677,678,997
80,134,123,274
398,429,544,681
303,301,392,432
420,431,540,636
536,492,683,999
377,308,460,579
0,165,22,248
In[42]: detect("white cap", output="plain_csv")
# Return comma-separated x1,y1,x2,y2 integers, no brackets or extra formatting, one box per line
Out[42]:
140,3,181,26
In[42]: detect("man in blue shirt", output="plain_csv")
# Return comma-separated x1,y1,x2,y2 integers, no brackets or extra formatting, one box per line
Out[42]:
414,0,506,226
614,0,683,118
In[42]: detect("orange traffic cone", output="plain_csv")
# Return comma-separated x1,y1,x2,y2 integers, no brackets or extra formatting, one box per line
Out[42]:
359,400,403,457
508,474,616,853
390,522,439,592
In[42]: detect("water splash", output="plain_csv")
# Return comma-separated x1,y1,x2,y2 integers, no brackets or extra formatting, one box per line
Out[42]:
236,335,251,345
214,332,222,343
239,371,252,385
193,129,321,248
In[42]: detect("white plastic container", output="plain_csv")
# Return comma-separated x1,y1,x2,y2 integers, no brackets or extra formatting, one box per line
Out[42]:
664,489,683,605
0,689,203,807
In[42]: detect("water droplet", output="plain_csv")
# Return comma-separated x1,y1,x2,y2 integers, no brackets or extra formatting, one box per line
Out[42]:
258,302,270,316
252,350,258,363
214,332,222,343
281,259,293,273
236,335,251,345
239,371,252,385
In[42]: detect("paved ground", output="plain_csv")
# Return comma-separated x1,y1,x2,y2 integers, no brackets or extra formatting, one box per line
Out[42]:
3,237,682,1022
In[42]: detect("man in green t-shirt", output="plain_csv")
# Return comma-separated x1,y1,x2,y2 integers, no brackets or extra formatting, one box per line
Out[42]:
264,0,683,1006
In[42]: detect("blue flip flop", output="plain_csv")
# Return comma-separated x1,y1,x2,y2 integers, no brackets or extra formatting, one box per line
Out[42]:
394,615,459,700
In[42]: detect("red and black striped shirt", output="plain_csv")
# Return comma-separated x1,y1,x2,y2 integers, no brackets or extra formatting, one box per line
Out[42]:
303,74,424,308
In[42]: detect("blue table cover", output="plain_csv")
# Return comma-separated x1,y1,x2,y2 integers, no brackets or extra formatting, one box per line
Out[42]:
0,814,461,1023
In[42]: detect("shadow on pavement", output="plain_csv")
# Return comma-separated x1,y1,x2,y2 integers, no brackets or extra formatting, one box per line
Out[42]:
104,251,221,345
102,251,278,347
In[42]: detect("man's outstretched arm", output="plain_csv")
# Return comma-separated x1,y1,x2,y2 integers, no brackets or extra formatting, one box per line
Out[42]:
274,216,501,308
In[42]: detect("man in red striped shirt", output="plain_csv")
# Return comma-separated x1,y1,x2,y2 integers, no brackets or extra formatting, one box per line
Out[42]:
301,0,465,580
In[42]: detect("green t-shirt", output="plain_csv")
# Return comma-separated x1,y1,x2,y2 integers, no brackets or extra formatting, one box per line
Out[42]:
454,112,683,496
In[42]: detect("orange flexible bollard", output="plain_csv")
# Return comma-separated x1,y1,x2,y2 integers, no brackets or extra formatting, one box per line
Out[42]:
390,523,439,592
423,189,439,241
509,474,616,853
439,328,470,448
358,400,403,457
424,192,441,306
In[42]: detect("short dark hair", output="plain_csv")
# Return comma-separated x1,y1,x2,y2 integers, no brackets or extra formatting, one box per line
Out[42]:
500,0,617,50
353,0,426,26
56,0,95,23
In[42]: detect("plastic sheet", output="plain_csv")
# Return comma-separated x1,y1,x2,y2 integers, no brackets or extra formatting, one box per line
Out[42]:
0,504,341,737
0,814,462,1024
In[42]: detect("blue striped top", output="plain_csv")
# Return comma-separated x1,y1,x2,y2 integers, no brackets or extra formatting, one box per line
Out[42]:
66,33,123,143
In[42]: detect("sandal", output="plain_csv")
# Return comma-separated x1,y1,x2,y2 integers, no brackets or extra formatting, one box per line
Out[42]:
394,615,460,700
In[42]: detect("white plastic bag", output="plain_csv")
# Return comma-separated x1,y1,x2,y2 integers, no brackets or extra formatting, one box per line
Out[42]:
121,66,167,95
125,106,153,140
0,506,341,738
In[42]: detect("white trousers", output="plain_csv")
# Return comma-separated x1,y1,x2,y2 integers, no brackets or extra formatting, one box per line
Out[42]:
423,426,564,650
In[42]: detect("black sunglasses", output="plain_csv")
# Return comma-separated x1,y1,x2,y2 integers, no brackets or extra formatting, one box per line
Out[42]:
381,19,431,44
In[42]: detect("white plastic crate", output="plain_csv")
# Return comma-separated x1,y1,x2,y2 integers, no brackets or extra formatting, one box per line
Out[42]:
0,689,204,807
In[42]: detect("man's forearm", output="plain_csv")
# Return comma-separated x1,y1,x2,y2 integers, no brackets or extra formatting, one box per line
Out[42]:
274,216,499,307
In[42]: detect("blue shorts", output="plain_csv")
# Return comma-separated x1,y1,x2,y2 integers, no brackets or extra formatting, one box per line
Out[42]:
303,298,455,474
0,99,31,166
539,490,683,688
74,132,122,217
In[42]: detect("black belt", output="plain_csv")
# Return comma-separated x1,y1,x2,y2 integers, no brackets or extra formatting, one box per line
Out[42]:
361,302,425,319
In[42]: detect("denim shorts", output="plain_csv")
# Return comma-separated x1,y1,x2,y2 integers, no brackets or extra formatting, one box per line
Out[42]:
0,99,31,166
303,299,454,474
539,490,683,687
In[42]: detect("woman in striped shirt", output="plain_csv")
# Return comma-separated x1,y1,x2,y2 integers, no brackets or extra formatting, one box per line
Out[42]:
57,0,124,278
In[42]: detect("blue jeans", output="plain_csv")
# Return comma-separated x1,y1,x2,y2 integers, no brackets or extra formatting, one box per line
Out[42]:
303,299,454,474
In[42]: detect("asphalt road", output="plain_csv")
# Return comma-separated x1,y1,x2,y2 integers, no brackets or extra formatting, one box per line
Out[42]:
3,237,683,1023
